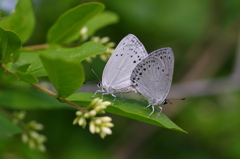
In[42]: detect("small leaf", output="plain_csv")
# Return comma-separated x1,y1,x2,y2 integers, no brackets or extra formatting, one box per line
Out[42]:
0,28,21,64
40,54,85,98
28,41,106,77
47,2,105,44
67,92,187,133
85,11,119,36
0,111,22,139
15,71,38,84
0,0,35,43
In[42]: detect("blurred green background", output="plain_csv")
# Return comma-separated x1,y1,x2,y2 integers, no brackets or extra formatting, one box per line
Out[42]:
1,0,240,158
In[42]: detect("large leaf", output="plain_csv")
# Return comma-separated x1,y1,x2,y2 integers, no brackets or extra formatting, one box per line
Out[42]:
28,41,106,77
0,0,35,43
0,28,21,64
0,111,22,139
85,11,119,36
47,2,104,44
40,54,85,98
67,92,186,133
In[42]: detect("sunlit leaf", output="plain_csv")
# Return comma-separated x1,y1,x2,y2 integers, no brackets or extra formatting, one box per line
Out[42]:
47,2,104,44
67,92,187,133
0,0,35,43
85,11,119,36
40,54,85,98
0,28,21,64
28,41,106,77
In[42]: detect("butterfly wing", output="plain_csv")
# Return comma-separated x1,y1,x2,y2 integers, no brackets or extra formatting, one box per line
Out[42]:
131,47,174,105
102,34,148,90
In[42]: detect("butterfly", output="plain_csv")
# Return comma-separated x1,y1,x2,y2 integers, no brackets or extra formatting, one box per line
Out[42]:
131,47,174,117
93,34,148,101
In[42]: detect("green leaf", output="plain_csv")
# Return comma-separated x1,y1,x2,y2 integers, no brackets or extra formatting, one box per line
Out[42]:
67,92,187,133
0,88,69,109
0,28,21,64
28,41,106,77
47,2,105,44
0,111,22,139
40,54,85,98
15,71,38,84
85,11,119,36
0,0,35,43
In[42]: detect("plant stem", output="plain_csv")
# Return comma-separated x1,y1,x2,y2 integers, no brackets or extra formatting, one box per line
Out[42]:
32,84,86,112
0,63,87,112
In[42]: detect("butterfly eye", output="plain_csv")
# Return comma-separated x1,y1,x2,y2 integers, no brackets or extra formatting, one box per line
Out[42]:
97,82,101,88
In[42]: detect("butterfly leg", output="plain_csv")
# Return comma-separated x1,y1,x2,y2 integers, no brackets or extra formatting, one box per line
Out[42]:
110,94,117,105
147,105,155,117
157,106,163,118
141,104,152,110
119,93,126,102
91,90,104,99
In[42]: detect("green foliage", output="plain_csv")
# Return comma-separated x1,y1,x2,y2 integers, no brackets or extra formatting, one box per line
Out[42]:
47,2,104,44
0,0,35,43
85,11,119,36
0,1,188,156
0,28,21,64
0,111,22,139
67,92,186,133
40,54,85,98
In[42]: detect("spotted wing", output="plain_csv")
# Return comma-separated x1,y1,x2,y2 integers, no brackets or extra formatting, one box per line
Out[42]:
102,34,148,90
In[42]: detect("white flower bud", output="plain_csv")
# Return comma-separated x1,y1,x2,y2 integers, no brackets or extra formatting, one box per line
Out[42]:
94,105,107,112
90,98,100,106
76,111,83,116
100,54,108,61
92,36,100,42
78,117,86,126
80,27,88,35
106,42,115,48
101,127,112,135
89,110,97,117
84,112,90,118
100,37,110,44
101,116,112,122
95,126,101,133
101,101,111,106
89,121,95,134
22,133,29,143
95,119,102,125
104,122,114,128
73,117,79,125
30,131,39,139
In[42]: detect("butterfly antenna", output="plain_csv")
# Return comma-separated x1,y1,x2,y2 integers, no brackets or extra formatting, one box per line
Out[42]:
90,65,101,81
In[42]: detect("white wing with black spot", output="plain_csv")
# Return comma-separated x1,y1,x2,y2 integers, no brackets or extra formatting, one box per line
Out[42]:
131,47,174,105
102,34,148,91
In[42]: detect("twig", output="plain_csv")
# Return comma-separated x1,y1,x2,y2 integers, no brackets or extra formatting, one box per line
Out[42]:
22,44,49,50
0,64,87,112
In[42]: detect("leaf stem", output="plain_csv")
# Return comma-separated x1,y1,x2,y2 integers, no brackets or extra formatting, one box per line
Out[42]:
22,44,49,50
32,83,86,112
0,63,87,112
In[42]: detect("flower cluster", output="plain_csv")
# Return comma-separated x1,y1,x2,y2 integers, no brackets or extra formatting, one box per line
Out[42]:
73,98,114,138
13,111,47,152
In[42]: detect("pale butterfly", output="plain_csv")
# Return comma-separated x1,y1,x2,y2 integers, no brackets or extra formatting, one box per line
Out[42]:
131,47,174,117
93,34,148,101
